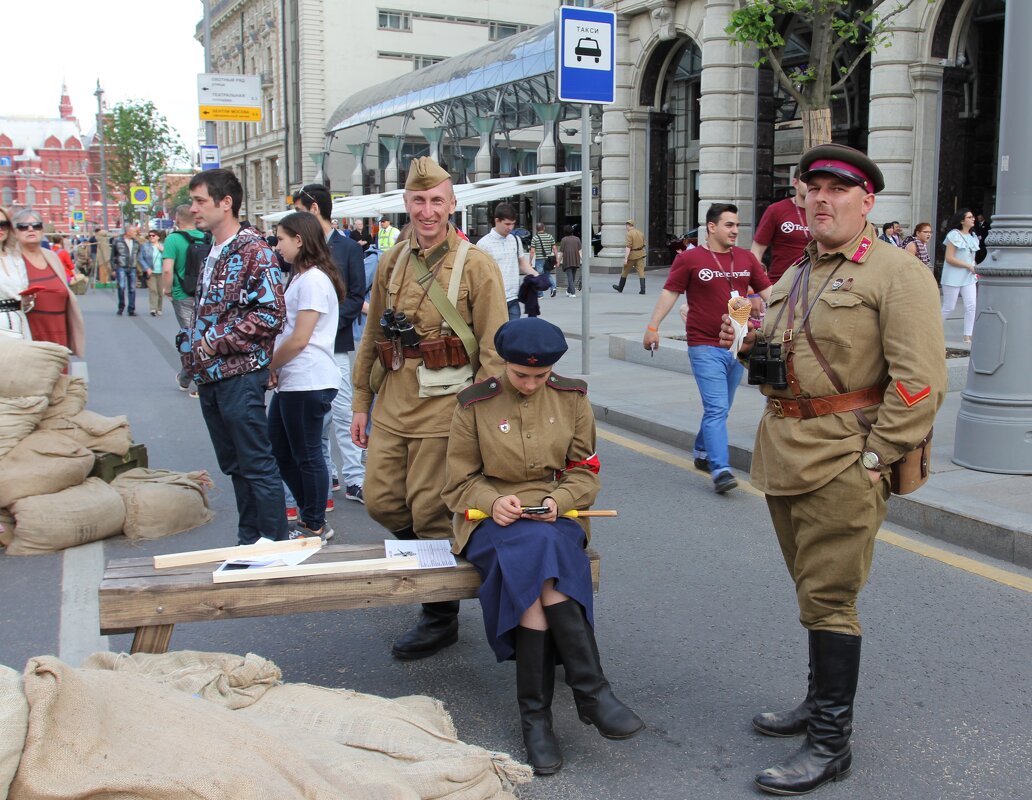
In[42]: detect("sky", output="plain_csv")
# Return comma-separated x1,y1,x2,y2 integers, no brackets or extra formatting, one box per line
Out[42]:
7,0,206,163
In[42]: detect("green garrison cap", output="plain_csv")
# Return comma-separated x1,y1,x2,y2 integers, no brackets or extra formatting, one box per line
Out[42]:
405,157,451,191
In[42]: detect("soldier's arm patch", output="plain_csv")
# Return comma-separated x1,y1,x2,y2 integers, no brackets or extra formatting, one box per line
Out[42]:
896,381,931,407
546,374,588,394
458,378,502,408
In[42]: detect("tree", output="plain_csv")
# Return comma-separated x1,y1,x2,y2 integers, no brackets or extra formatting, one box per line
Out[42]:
102,100,189,223
726,1,928,149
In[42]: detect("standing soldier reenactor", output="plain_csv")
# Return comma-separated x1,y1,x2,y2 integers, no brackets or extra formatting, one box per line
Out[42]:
613,220,646,294
721,144,946,795
351,157,508,660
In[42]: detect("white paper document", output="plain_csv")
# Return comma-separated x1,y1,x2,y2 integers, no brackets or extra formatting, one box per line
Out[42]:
214,538,322,577
384,539,457,569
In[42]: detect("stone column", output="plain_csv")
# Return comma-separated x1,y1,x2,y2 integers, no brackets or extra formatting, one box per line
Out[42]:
347,142,366,195
907,61,944,231
954,0,1032,474
598,12,635,267
381,135,401,192
534,103,561,236
472,117,497,234
421,127,444,164
697,0,757,245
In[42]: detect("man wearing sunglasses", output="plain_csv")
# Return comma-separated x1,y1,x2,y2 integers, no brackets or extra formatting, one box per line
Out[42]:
110,221,143,316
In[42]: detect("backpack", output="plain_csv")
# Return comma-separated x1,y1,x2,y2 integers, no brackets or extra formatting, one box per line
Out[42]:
172,230,213,296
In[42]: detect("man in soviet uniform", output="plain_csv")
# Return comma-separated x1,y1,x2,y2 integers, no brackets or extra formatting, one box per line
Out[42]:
351,157,508,659
721,143,946,795
613,220,646,294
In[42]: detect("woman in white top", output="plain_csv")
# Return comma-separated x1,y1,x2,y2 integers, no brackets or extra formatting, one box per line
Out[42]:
941,208,979,343
0,205,30,340
268,211,346,540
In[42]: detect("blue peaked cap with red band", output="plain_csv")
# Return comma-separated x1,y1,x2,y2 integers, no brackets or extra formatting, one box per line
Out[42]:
494,317,568,367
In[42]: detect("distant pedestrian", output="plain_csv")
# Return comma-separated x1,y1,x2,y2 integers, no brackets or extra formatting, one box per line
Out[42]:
163,204,212,396
377,216,399,251
902,223,932,269
110,221,142,316
48,235,76,282
531,222,558,297
751,166,810,283
142,230,165,316
349,218,371,252
878,221,902,247
557,226,581,297
613,220,646,294
940,208,979,343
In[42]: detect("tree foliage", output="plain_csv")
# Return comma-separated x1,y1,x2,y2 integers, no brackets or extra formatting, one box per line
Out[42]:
101,100,188,222
726,0,928,147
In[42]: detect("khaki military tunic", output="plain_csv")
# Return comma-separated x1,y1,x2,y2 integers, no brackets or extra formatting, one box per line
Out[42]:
442,372,601,554
621,227,646,279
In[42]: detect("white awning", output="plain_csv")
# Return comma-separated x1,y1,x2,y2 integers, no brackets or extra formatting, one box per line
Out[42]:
260,171,582,226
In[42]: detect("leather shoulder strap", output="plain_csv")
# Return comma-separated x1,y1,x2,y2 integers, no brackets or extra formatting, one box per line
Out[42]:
411,243,479,371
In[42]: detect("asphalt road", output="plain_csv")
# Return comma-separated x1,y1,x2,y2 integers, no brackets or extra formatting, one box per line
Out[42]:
1,289,1030,799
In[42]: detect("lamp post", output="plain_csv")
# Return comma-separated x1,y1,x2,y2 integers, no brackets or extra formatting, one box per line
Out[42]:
94,80,111,232
953,0,1032,473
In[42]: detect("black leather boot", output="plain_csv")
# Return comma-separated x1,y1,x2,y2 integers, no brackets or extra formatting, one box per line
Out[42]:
638,278,646,294
755,631,860,795
515,627,562,775
391,526,459,660
543,600,644,740
612,277,626,292
753,651,815,737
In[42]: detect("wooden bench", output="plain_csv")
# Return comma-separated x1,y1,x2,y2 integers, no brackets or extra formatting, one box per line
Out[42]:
99,543,601,655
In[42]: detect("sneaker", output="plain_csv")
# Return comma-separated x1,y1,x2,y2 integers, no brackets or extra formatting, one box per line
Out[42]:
331,477,341,493
345,484,365,504
286,506,298,522
176,371,192,391
128,311,136,317
150,310,157,316
694,456,710,472
713,471,738,494
189,390,199,399
117,309,124,316
550,288,557,297
297,521,334,541
326,498,335,512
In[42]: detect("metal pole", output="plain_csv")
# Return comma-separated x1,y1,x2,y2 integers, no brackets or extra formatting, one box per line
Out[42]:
953,0,1032,474
94,80,110,232
240,12,250,216
203,0,217,146
580,103,591,374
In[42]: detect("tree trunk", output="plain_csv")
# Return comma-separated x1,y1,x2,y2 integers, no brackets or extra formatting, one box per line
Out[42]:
803,107,832,150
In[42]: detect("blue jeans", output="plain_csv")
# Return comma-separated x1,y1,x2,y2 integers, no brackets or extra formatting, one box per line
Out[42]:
688,345,743,479
268,388,337,531
323,351,365,487
197,369,287,544
115,267,136,313
535,257,556,291
507,299,521,320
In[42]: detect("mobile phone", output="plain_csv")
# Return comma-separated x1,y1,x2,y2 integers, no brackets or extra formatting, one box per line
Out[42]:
522,505,550,515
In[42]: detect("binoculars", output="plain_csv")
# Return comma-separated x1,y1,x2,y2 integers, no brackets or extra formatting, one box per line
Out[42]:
747,339,788,389
380,308,419,347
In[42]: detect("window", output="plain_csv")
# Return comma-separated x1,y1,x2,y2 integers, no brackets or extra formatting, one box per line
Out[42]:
489,22,521,41
413,55,443,70
51,188,61,207
2,187,12,206
379,51,445,71
378,10,411,31
269,156,280,197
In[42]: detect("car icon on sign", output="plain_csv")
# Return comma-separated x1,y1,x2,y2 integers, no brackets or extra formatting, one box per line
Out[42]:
575,37,602,63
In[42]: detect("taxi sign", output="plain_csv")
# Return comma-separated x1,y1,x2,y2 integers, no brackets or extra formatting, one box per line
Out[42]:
556,6,617,104
130,186,152,206
72,210,85,223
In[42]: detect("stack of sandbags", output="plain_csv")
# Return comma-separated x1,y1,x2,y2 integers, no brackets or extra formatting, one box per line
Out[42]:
0,665,28,800
40,375,88,422
111,469,215,540
4,479,126,557
39,410,133,457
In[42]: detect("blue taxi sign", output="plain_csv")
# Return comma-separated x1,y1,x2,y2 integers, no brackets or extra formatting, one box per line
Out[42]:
556,6,616,104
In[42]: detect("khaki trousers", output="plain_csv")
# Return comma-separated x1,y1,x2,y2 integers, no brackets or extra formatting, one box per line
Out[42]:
766,459,889,636
364,426,451,539
620,256,646,279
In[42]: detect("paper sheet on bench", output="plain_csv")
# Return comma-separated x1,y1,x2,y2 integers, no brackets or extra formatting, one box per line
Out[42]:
384,539,457,569
215,537,322,576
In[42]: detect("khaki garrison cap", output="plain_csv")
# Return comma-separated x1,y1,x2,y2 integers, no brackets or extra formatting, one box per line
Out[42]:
405,157,451,191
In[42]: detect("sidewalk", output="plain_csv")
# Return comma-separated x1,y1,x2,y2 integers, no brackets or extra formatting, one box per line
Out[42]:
534,269,1032,569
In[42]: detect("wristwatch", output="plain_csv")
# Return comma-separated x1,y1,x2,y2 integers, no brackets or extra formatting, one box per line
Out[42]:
861,451,882,470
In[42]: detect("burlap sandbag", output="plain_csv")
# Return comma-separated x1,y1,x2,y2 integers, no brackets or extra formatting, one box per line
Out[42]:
0,431,94,508
6,479,125,556
41,375,88,422
0,665,28,799
0,337,68,398
111,468,214,540
0,508,14,548
0,396,48,458
39,410,132,457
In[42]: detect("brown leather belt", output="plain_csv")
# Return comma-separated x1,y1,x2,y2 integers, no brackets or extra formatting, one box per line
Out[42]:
767,384,884,419
402,345,422,359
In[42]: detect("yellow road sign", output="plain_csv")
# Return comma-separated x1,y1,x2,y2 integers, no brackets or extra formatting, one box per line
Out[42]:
199,105,262,122
129,186,152,206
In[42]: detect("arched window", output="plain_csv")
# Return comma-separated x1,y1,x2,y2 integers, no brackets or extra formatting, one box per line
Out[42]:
51,187,62,207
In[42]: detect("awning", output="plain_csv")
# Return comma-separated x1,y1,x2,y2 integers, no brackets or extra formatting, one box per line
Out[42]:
260,171,582,226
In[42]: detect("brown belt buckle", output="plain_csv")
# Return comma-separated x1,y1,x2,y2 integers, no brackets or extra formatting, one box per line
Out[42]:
769,398,785,418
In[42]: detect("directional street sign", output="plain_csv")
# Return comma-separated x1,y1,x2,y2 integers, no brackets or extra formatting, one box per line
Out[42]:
556,5,617,104
130,186,152,206
197,73,262,122
72,210,85,223
200,144,221,170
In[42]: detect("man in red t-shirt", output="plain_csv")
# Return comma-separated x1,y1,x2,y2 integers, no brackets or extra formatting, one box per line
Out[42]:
752,166,810,283
643,203,772,494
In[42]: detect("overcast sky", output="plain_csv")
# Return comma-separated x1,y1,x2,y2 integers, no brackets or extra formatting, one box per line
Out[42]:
8,1,205,163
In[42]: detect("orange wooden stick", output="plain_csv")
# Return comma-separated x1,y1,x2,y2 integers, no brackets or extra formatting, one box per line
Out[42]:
464,509,618,521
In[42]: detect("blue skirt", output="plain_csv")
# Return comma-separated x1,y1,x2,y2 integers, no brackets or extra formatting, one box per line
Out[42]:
464,517,594,662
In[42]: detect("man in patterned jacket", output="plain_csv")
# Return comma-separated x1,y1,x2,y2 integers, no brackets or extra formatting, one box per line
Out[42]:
181,168,288,544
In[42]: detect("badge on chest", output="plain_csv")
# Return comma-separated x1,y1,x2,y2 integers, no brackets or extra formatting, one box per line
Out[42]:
499,419,510,433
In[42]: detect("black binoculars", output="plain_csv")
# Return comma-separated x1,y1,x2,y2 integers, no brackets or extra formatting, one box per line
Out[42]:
380,308,420,347
747,339,788,390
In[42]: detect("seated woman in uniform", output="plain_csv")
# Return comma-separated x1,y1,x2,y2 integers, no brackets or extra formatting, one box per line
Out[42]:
442,317,643,776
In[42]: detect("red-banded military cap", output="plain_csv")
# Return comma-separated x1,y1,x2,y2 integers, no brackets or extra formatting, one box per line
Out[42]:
799,143,885,194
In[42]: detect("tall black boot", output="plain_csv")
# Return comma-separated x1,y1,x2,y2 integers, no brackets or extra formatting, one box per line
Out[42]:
753,645,815,737
612,277,626,293
755,631,861,795
391,526,460,660
638,278,646,295
515,627,563,775
543,600,644,740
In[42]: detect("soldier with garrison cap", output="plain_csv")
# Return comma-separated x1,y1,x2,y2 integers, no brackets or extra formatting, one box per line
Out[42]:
442,317,643,776
721,143,947,796
351,156,508,660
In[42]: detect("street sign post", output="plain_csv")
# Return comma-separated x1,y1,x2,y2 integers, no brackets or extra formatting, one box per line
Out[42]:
130,186,152,206
556,5,618,374
200,144,221,170
197,73,262,122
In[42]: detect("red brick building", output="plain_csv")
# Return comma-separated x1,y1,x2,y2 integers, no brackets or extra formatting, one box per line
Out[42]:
0,85,120,231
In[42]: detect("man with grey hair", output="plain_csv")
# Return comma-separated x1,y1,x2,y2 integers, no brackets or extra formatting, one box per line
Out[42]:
110,221,142,316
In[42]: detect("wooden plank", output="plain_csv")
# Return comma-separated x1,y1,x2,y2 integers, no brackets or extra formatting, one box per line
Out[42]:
130,624,174,655
154,537,323,569
211,555,419,584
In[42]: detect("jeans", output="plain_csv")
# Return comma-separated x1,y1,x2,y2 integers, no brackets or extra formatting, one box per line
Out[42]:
268,388,337,531
115,267,136,313
322,351,365,487
535,257,556,291
564,268,578,295
688,345,743,479
506,299,521,320
198,369,287,544
171,297,194,331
